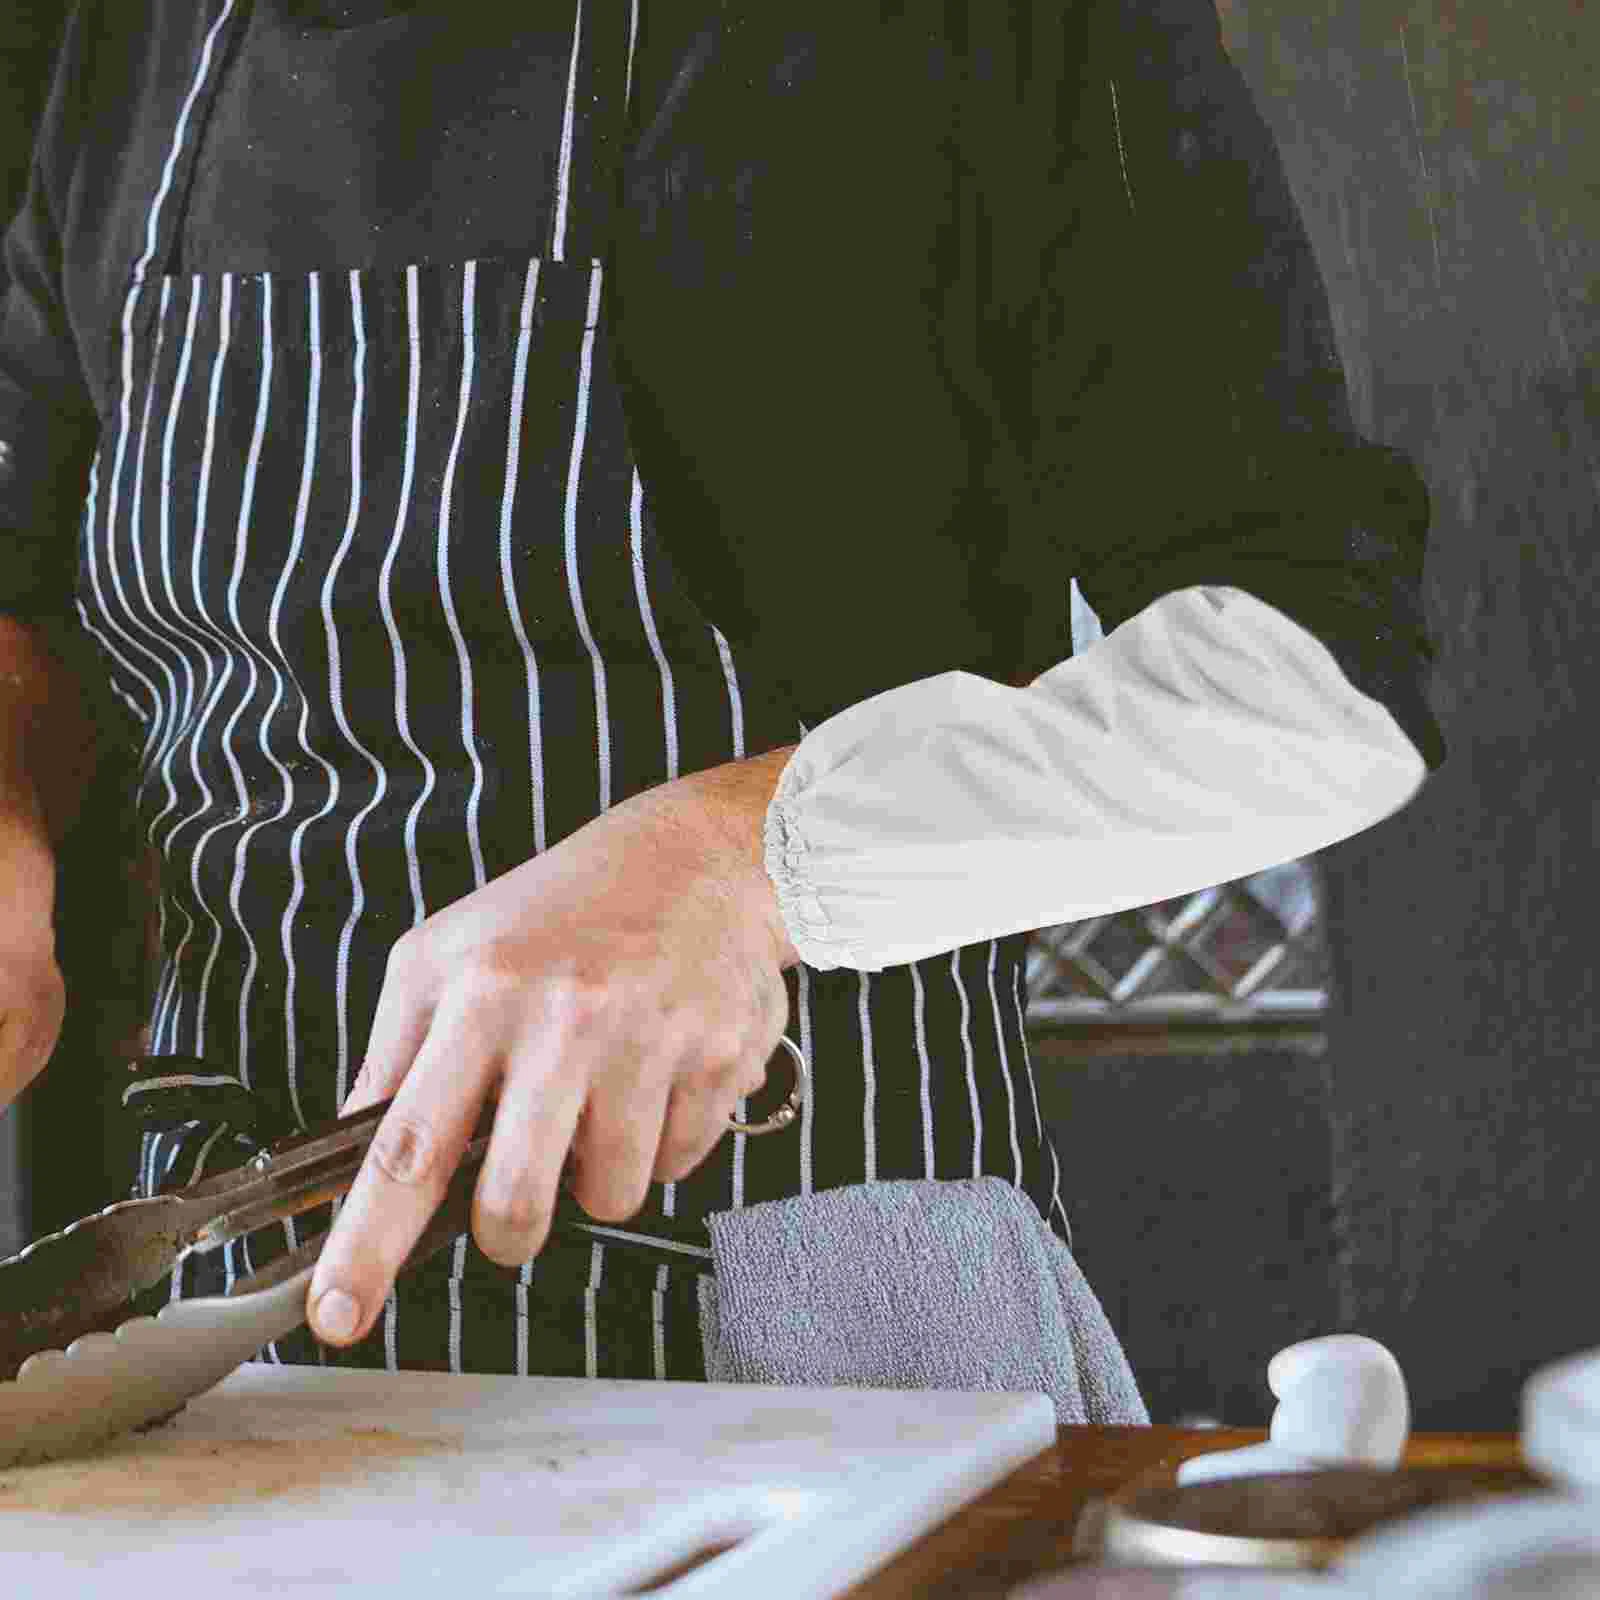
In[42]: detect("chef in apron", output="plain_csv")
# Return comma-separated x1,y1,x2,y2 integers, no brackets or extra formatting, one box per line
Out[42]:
0,0,1068,1380
0,0,1448,1385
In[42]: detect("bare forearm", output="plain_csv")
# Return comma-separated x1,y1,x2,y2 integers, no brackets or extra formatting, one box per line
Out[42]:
0,615,99,844
635,742,803,972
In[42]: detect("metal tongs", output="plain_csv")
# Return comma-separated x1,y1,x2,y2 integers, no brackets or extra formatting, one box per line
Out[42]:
0,1093,713,1466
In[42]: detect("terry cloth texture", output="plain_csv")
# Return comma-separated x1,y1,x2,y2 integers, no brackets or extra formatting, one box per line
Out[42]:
697,1176,1149,1425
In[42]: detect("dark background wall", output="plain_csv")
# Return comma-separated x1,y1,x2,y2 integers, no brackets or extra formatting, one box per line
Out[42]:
5,2,1597,1429
1043,0,1598,1429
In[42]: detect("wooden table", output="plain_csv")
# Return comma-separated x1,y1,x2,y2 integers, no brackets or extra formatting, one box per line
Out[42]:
842,1427,1525,1598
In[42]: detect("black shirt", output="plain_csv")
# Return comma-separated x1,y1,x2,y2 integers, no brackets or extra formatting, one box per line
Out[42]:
0,0,1448,768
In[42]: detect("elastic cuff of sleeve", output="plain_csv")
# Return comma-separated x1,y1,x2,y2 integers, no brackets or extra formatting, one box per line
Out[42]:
761,783,864,973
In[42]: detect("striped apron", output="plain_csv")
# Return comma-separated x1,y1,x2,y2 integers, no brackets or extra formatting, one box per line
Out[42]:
74,0,1070,1378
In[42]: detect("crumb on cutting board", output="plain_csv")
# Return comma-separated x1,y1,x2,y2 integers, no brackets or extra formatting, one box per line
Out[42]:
0,1426,464,1515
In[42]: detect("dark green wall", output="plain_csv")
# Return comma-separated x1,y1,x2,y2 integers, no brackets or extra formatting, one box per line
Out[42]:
1049,0,1597,1427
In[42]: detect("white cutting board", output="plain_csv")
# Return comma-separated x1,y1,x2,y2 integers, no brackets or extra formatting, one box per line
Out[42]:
0,1363,1054,1598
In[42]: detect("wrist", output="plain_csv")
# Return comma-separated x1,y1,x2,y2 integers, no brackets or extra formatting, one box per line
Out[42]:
649,745,804,972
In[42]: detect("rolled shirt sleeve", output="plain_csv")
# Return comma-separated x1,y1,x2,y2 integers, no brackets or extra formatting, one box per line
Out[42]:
763,585,1428,973
760,0,1448,973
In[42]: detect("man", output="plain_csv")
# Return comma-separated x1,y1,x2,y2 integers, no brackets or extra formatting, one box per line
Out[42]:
0,0,1444,1379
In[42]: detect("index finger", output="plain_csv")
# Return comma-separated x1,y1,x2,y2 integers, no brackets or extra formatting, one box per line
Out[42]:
305,1000,499,1346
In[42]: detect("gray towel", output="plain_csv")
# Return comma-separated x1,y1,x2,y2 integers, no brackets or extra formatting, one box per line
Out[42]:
695,1177,1149,1425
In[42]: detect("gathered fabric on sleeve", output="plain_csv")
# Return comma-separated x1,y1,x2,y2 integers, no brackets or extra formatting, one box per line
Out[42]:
763,584,1428,972
758,0,1449,972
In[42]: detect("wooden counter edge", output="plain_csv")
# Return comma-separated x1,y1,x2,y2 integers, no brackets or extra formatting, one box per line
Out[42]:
839,1426,1525,1600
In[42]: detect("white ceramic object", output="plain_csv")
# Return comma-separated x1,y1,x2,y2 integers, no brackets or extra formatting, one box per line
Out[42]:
0,1262,315,1468
1266,1336,1409,1468
1334,1493,1600,1599
1521,1344,1600,1494
0,1361,1054,1598
1174,1336,1408,1486
1175,1441,1321,1487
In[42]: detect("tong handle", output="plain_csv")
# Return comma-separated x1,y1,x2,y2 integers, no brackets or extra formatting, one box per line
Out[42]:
184,1096,500,1253
228,1136,716,1302
229,1134,493,1297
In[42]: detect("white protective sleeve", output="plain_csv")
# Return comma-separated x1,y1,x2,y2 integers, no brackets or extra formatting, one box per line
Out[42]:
761,584,1430,973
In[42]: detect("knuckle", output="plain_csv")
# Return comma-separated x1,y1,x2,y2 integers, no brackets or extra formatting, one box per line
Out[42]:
476,1174,544,1234
575,1172,650,1223
368,1113,445,1187
474,1179,549,1265
454,961,522,1011
385,929,427,976
766,982,791,1032
656,1008,701,1060
704,1024,748,1070
654,1134,714,1184
543,973,615,1031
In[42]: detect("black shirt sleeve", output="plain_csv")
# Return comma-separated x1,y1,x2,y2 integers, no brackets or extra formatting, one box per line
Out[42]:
0,0,101,624
961,0,1449,774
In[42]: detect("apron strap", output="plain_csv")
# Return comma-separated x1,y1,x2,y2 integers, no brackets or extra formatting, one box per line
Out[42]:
546,0,640,265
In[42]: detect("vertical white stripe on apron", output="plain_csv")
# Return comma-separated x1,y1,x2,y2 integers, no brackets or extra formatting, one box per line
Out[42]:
986,940,1024,1186
386,264,435,924
652,1280,667,1381
384,1289,398,1373
136,281,199,1056
505,263,547,1370
515,1276,530,1378
584,1243,605,1378
910,963,935,1178
140,280,204,1054
322,269,383,1105
191,272,276,1083
438,259,488,891
76,8,234,748
1108,78,1137,217
708,624,748,1205
629,471,679,783
550,0,585,264
121,280,185,792
265,1210,300,1365
499,259,548,857
119,0,236,768
858,972,876,1182
628,464,682,1239
277,273,337,1133
220,275,293,1089
102,283,185,770
449,1234,468,1373
623,0,639,117
952,949,982,1177
72,460,161,742
793,715,816,1192
565,263,610,811
155,274,238,1055
1012,962,1069,1247
167,1119,232,1304
708,624,745,759
131,0,238,289
149,278,204,847
797,961,814,1195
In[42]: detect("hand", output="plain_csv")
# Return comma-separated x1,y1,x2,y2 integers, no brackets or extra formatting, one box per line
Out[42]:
0,815,63,1113
305,767,797,1348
